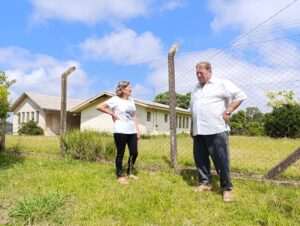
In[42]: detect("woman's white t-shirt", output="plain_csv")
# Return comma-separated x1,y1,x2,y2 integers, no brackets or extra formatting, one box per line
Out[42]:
105,96,137,134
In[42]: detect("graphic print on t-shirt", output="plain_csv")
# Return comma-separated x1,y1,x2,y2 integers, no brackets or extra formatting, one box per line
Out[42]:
105,96,137,134
116,105,135,121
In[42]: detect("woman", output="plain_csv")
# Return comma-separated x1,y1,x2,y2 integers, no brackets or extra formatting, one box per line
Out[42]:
97,81,140,184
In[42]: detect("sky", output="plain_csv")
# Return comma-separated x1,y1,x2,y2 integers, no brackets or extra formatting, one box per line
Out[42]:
1,0,300,109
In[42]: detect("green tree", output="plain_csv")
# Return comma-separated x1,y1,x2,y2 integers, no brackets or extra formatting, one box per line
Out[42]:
0,71,15,151
264,90,300,138
230,107,265,136
266,90,298,108
264,104,300,138
230,110,247,135
154,91,191,109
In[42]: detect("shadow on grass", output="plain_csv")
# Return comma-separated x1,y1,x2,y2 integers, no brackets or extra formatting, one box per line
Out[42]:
0,149,25,170
180,168,220,191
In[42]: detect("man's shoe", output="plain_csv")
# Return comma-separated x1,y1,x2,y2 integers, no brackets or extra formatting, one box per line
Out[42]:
194,184,212,192
223,190,234,202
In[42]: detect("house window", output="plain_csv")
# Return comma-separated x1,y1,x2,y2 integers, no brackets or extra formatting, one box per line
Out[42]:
164,114,168,123
22,112,25,123
26,112,30,122
186,118,189,129
17,113,21,124
179,116,182,128
36,111,39,123
176,116,178,128
147,112,151,122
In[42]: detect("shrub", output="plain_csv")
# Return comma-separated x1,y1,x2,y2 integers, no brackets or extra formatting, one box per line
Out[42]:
246,122,265,136
62,130,115,161
229,108,265,136
18,121,44,135
264,104,300,138
9,192,65,225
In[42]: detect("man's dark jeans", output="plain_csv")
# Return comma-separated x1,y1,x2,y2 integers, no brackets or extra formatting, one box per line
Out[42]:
193,132,233,191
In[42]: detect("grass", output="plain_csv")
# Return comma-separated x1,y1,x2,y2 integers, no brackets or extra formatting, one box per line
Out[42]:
9,192,65,225
0,135,300,225
6,135,300,179
0,152,300,225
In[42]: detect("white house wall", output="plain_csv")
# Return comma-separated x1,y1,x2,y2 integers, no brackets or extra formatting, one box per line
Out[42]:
80,102,114,133
12,98,46,135
80,101,191,135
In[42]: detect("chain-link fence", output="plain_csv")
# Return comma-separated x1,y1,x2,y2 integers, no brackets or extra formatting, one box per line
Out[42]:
166,8,300,181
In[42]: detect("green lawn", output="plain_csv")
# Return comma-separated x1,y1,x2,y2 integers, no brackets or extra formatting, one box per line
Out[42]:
1,151,300,225
6,135,300,179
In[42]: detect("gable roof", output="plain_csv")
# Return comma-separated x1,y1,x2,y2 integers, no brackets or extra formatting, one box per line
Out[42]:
10,92,83,112
71,91,191,114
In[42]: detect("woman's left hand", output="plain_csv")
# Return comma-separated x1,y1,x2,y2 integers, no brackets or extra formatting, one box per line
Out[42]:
137,132,141,141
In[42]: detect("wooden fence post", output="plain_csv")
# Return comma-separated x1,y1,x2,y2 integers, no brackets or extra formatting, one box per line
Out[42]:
265,147,300,179
60,66,76,155
168,44,179,169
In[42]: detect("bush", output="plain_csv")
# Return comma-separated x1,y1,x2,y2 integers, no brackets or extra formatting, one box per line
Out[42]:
229,108,265,136
18,121,44,135
9,192,65,225
246,122,265,136
264,104,300,138
61,130,115,161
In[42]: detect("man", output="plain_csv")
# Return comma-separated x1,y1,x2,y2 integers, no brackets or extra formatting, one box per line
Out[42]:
190,61,247,202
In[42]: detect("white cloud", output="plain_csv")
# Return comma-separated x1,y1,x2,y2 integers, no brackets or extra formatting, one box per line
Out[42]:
132,83,154,100
80,28,164,65
0,47,90,101
209,0,300,32
160,0,185,12
30,0,149,24
146,46,300,111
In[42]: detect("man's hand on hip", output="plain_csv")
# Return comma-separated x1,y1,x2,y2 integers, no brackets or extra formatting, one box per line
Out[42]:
223,111,231,123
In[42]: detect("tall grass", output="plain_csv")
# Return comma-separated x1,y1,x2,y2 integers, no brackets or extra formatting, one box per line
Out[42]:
62,130,115,161
9,192,65,225
5,135,300,179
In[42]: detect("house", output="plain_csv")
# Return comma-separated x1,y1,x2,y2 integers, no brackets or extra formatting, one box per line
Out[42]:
11,91,191,136
10,92,82,136
71,92,191,135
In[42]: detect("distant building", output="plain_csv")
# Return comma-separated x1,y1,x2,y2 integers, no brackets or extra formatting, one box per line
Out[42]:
10,92,82,136
11,91,191,136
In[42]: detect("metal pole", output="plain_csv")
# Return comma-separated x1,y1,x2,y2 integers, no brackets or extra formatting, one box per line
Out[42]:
60,66,76,155
168,44,179,169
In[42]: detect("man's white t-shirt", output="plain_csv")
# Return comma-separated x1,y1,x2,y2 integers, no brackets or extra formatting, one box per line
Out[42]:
105,96,137,134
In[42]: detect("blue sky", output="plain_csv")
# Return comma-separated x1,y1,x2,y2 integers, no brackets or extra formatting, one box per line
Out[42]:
1,0,300,106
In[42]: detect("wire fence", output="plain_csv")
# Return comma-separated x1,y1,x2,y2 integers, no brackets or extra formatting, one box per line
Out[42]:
3,0,300,184
166,2,300,181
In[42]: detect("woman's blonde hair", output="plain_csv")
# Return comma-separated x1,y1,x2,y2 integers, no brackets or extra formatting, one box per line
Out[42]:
116,81,130,97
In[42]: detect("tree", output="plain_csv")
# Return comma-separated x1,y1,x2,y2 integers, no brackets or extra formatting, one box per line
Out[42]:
264,104,300,138
0,71,15,151
267,90,298,108
264,90,300,138
230,107,265,136
154,91,191,109
245,107,264,122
